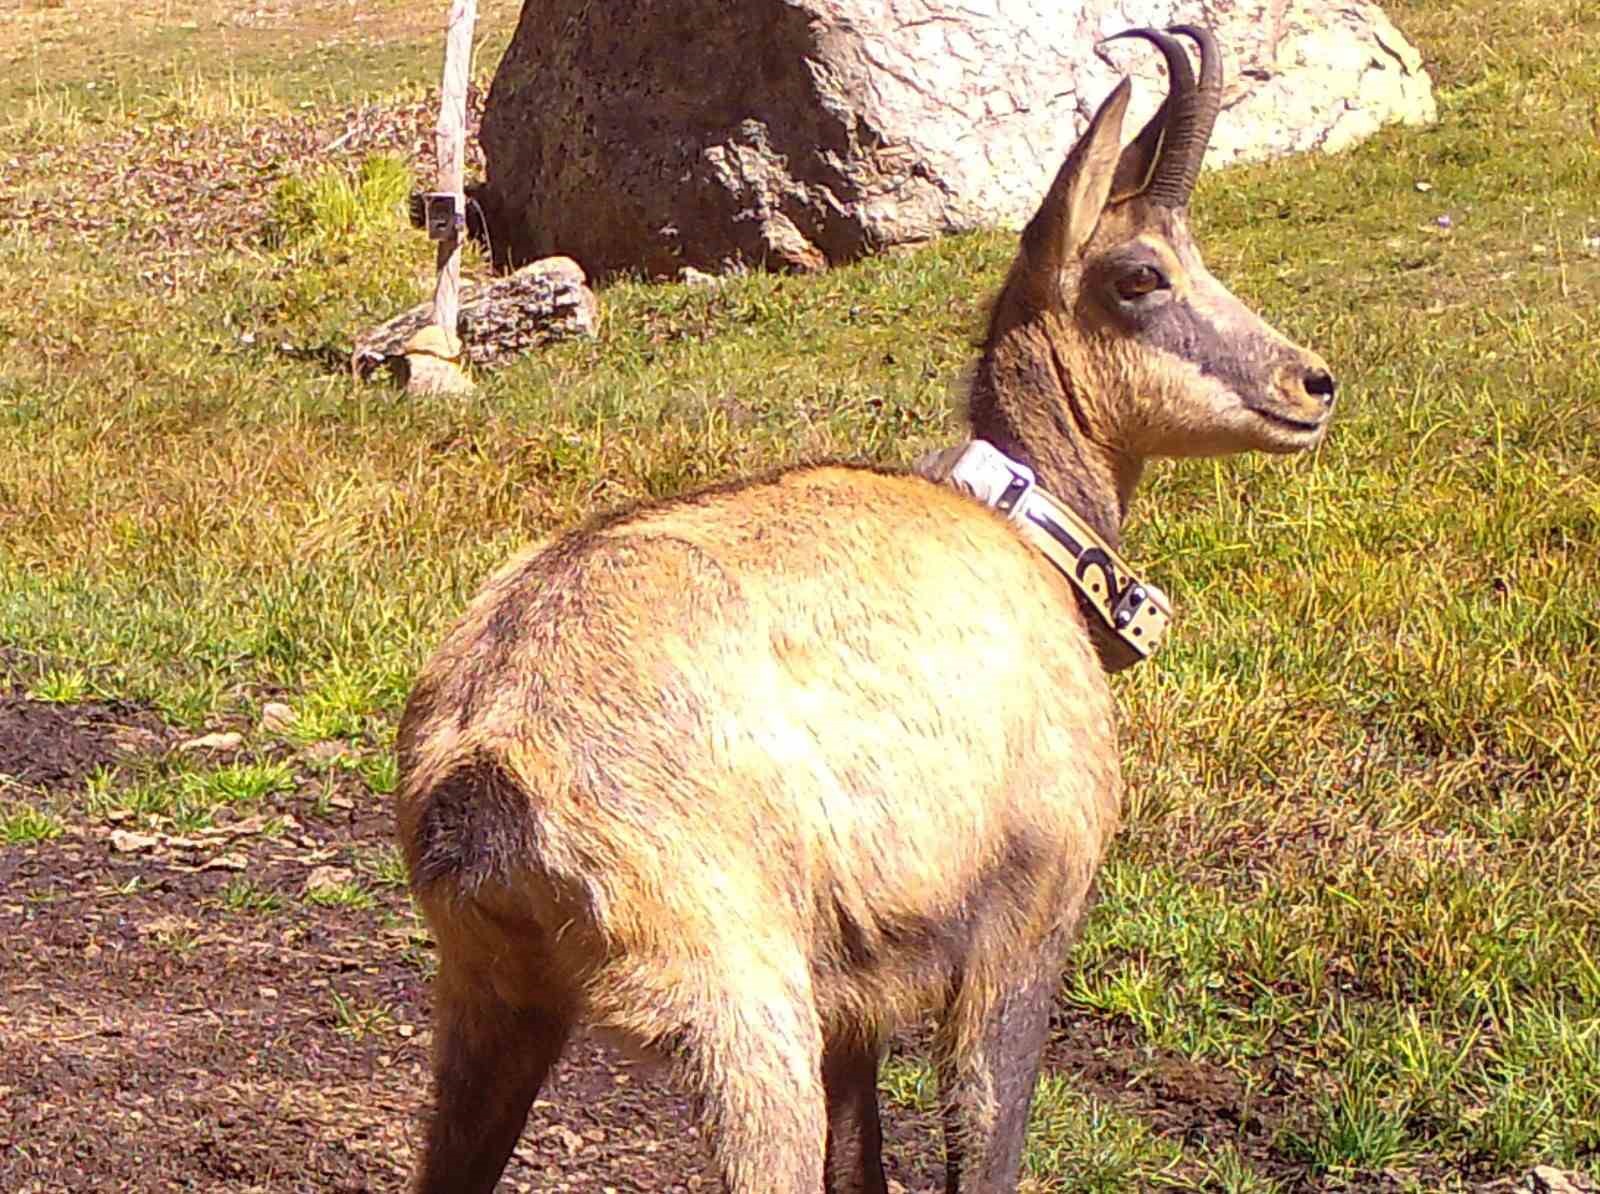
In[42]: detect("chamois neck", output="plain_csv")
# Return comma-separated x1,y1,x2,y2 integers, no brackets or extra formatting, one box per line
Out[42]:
966,315,1143,550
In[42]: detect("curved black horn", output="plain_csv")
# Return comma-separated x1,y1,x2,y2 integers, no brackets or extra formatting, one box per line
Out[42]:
1102,26,1220,208
1162,24,1224,205
1101,28,1194,206
1103,27,1196,104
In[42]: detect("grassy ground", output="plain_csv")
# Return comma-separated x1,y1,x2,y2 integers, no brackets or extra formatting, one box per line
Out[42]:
2,0,1598,1190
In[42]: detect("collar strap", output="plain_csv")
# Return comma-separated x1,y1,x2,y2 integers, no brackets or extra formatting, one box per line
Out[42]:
930,440,1172,663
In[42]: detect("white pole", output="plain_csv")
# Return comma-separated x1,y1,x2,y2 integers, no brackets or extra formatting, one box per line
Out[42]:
431,0,476,347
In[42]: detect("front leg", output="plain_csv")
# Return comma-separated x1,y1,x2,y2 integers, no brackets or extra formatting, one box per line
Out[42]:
823,1032,889,1194
934,964,1056,1193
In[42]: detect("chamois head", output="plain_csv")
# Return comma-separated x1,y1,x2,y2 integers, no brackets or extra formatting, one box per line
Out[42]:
969,26,1336,536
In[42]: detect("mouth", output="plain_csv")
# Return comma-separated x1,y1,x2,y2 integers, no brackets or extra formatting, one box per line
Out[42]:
1245,404,1326,435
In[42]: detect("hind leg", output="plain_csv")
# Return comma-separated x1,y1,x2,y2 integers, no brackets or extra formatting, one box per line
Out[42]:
695,998,828,1193
934,960,1057,1194
411,971,571,1194
597,954,828,1193
823,1032,889,1194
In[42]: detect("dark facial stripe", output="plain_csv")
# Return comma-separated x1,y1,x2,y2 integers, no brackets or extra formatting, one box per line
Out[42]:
1138,295,1280,407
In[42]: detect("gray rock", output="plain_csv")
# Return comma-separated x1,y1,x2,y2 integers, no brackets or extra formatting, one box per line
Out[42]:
351,256,599,378
476,0,1435,279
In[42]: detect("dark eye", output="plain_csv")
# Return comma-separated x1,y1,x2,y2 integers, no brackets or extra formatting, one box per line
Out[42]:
1114,266,1168,301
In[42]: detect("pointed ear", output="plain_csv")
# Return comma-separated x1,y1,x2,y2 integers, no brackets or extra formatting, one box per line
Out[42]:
1109,97,1167,201
1020,78,1132,290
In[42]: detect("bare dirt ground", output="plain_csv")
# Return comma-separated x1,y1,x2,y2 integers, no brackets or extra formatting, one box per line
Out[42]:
0,695,730,1193
0,694,1302,1192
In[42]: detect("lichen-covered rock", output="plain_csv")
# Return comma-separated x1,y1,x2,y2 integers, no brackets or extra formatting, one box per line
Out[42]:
476,0,1435,279
351,256,598,378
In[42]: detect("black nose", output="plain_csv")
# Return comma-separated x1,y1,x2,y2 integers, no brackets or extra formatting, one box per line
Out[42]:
1303,369,1337,406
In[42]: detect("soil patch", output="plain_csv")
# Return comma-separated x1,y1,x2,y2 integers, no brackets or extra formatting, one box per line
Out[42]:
0,782,952,1193
0,696,172,793
1045,1010,1304,1184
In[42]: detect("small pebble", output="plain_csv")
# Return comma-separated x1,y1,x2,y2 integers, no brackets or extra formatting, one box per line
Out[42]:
178,731,242,752
260,701,295,733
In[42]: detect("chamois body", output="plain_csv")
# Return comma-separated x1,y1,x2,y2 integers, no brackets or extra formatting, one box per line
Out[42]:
399,469,1116,1189
398,26,1335,1194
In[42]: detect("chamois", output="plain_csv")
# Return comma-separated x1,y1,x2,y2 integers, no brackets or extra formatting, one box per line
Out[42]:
396,25,1335,1194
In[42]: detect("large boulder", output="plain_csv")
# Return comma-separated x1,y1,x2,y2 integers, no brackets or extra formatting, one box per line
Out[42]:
475,0,1435,279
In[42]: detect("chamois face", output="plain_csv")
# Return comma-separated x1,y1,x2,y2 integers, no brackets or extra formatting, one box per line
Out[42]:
1075,202,1337,457
995,27,1336,467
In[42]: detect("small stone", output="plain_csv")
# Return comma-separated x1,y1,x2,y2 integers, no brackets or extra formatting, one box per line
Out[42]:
303,865,354,894
110,829,162,853
404,351,475,396
178,731,243,752
353,257,598,377
303,740,349,764
1414,180,1433,192
678,266,721,287
110,725,163,754
258,986,279,999
404,324,462,359
138,914,195,937
260,702,295,733
546,1125,584,1156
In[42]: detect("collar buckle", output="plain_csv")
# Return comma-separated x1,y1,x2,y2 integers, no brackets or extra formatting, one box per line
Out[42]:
1110,579,1171,657
945,439,1036,520
933,440,1172,666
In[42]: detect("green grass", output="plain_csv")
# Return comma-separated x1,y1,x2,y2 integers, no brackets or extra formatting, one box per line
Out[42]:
216,877,283,914
1,0,523,119
26,666,91,704
1020,1075,1185,1191
265,153,414,249
0,804,66,844
328,990,396,1040
83,759,296,831
879,1055,1202,1190
357,843,408,889
2,0,1598,1188
304,879,376,911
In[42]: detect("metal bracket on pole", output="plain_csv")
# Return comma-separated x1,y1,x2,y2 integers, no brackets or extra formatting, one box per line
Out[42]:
409,191,466,241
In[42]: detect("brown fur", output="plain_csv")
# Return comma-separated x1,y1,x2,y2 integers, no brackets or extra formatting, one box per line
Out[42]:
397,42,1334,1194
